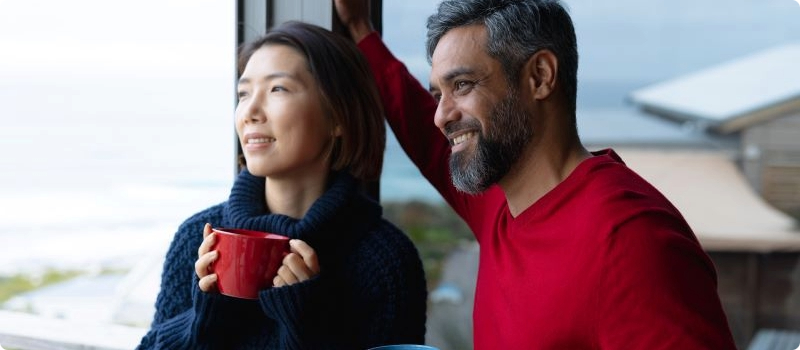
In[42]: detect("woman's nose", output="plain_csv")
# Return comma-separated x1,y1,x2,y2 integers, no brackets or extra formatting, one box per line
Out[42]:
243,93,267,123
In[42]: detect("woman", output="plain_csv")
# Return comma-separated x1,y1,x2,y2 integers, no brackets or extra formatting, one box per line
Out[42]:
137,21,427,349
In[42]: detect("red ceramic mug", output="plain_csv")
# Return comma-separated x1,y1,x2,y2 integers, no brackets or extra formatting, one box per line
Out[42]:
211,228,290,299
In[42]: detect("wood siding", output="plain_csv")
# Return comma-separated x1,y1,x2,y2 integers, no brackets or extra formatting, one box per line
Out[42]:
742,113,800,218
711,251,800,349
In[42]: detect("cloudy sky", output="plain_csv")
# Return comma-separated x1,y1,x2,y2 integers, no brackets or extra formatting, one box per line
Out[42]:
0,0,233,78
0,0,236,190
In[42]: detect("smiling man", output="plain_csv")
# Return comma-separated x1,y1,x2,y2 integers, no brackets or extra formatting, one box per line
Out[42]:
337,0,737,349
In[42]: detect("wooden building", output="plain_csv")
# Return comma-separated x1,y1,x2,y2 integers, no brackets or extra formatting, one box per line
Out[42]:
630,44,800,219
629,45,800,348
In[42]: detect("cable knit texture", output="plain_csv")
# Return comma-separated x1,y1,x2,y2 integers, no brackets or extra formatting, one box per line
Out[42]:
137,170,427,349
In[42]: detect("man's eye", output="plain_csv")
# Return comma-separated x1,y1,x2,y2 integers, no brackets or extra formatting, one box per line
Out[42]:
237,91,248,99
432,92,442,102
455,80,474,92
271,86,287,92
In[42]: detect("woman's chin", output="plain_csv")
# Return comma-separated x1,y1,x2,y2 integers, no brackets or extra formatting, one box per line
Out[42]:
245,165,269,177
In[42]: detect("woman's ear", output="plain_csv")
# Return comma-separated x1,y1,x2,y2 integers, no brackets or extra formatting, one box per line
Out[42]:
524,49,558,100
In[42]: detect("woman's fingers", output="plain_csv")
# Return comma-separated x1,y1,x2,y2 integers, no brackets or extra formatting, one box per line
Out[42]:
197,225,216,257
277,265,299,285
195,251,218,278
273,240,320,287
198,273,218,292
283,253,313,281
194,224,219,293
203,223,212,239
273,275,287,288
289,239,320,274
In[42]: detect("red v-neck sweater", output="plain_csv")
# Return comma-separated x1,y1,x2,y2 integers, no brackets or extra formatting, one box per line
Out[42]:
358,32,736,349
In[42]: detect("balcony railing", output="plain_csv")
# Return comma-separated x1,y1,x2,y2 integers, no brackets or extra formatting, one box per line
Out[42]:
0,310,146,350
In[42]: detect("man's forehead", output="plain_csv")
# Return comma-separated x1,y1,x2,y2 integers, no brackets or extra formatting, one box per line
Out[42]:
432,24,487,60
430,25,490,81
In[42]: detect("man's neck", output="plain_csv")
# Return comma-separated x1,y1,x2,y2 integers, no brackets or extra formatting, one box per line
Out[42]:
500,136,591,218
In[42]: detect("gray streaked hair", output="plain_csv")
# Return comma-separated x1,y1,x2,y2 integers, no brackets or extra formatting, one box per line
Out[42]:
426,0,579,112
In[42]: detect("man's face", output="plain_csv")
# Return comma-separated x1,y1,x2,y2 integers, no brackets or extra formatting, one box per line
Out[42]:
429,24,532,194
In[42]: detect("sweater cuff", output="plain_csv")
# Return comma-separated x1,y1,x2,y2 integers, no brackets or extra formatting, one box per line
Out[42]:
191,284,227,332
153,309,194,348
147,284,221,348
258,276,320,323
192,282,260,336
257,276,323,349
150,287,254,348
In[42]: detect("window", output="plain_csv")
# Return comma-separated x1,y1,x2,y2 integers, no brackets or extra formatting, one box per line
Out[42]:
0,0,235,328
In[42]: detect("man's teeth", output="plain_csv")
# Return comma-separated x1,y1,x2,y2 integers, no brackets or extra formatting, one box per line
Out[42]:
452,132,476,146
248,137,275,144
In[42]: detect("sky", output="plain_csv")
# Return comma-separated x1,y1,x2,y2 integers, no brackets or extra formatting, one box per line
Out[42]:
385,0,800,108
0,0,236,191
0,0,233,79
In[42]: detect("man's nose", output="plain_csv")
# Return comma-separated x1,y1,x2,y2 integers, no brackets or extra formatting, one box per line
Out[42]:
434,94,459,131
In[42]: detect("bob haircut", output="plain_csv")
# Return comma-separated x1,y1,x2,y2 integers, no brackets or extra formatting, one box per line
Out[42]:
236,21,385,181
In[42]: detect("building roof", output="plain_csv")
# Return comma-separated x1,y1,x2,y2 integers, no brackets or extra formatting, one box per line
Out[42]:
576,107,738,149
618,148,800,252
629,44,800,134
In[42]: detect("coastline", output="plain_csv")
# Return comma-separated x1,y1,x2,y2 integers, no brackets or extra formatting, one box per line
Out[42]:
0,196,470,327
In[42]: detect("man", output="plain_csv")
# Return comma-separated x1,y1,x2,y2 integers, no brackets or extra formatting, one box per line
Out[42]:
335,0,737,348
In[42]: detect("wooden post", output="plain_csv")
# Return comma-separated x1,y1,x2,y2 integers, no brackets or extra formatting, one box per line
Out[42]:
331,0,383,201
744,253,761,344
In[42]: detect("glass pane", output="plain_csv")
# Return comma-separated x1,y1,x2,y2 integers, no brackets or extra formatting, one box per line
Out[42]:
0,0,235,328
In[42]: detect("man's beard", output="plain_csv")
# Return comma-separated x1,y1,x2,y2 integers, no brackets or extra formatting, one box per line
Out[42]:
449,90,533,194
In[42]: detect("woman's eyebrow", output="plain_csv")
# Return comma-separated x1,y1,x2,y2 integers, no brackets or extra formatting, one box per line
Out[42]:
238,72,298,85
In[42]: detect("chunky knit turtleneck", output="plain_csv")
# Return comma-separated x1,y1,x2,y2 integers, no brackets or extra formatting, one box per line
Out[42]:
137,171,427,350
224,170,371,239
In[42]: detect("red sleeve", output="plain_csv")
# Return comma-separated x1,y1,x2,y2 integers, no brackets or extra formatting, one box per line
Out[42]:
597,211,737,349
356,32,501,240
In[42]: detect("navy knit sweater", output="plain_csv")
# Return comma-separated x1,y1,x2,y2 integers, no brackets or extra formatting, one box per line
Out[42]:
137,170,427,349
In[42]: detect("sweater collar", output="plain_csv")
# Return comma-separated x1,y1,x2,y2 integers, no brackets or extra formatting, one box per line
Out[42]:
223,170,379,243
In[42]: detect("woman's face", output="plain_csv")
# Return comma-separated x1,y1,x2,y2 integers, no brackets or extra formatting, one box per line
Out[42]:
235,45,337,179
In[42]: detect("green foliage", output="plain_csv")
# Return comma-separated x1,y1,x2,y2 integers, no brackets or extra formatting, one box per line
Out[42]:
383,200,474,286
0,269,83,304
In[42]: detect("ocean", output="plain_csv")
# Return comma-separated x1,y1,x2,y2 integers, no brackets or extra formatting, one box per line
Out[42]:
0,118,434,276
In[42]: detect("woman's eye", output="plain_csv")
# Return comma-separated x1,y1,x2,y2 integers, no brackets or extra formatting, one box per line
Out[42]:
271,86,287,92
237,91,248,99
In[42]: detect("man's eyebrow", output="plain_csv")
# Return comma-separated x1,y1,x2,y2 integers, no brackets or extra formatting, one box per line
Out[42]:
442,67,474,83
429,66,475,92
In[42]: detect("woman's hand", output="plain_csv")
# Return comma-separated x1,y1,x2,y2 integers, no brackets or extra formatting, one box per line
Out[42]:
273,239,320,287
195,223,219,292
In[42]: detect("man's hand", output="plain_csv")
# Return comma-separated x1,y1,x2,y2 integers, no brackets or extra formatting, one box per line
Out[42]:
333,0,375,42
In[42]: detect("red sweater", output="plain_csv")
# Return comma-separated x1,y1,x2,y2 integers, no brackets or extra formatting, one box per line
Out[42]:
358,32,736,349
